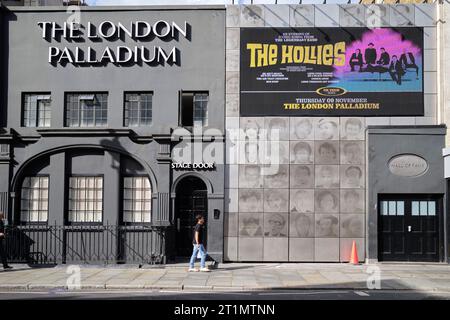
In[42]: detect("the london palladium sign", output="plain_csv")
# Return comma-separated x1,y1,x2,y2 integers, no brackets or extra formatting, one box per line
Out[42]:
38,20,188,66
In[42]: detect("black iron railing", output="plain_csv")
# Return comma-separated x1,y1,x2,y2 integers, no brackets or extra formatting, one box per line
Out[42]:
4,224,166,265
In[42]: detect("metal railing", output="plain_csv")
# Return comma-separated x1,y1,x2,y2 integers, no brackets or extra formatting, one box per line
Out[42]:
4,224,166,265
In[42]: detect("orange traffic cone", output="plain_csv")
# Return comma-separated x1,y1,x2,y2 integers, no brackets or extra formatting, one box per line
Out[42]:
349,240,359,265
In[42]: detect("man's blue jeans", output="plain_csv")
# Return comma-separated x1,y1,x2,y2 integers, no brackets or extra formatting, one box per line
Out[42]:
189,244,207,269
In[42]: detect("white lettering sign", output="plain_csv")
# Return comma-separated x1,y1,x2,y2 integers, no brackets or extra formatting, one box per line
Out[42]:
38,20,188,66
171,162,216,170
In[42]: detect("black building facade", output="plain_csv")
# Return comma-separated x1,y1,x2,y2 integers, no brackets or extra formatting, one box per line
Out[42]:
0,5,226,264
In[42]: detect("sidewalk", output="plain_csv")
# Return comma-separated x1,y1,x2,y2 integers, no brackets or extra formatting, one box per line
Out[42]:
0,262,449,292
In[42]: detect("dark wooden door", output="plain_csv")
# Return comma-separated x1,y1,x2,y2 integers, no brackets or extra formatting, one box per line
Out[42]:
379,196,441,262
175,178,207,257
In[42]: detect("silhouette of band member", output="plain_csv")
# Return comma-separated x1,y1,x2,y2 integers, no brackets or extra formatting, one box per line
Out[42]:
400,50,419,79
349,49,363,72
389,55,405,85
364,43,377,65
377,47,390,66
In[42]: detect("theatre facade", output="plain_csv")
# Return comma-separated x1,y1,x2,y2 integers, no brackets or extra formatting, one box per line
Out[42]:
0,5,226,264
0,3,448,265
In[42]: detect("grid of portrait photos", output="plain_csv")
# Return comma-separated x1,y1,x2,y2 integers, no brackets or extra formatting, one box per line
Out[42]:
225,117,365,262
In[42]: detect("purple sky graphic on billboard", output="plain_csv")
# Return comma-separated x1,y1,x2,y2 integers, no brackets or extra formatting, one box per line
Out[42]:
334,28,422,77
330,28,422,92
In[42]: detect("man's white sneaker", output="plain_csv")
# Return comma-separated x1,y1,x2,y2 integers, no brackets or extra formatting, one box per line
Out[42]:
200,267,211,272
188,268,199,272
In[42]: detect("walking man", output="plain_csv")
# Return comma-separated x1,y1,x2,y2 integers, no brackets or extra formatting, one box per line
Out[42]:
189,214,210,272
0,212,12,270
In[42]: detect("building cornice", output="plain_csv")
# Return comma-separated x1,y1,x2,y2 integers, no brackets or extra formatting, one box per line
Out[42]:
37,128,134,137
367,125,447,136
0,134,13,142
2,128,225,144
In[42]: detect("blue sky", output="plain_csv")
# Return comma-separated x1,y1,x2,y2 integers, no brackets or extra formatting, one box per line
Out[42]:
86,0,356,6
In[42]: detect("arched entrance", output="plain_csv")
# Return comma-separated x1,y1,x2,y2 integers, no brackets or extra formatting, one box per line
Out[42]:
175,176,208,257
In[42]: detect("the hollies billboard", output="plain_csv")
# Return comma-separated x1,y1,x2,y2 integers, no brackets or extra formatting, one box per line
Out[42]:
240,27,424,116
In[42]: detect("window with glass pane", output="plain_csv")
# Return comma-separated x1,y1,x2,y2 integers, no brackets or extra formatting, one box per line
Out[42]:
68,177,103,223
193,93,208,127
23,94,51,128
123,177,151,223
388,201,396,216
420,201,428,216
380,201,388,215
20,177,49,222
428,201,436,216
65,93,107,127
412,201,419,216
396,201,404,216
124,93,153,127
180,92,209,128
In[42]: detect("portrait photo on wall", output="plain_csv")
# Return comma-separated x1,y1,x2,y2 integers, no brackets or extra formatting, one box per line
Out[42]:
290,118,314,140
340,118,365,140
340,165,365,188
290,189,314,213
340,141,364,164
315,189,339,213
239,212,264,237
290,141,314,164
315,165,339,189
315,214,339,238
240,27,424,116
340,189,364,213
239,164,263,188
264,213,289,237
290,165,315,188
238,189,264,212
315,118,339,140
289,212,315,237
315,141,340,165
264,189,289,213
